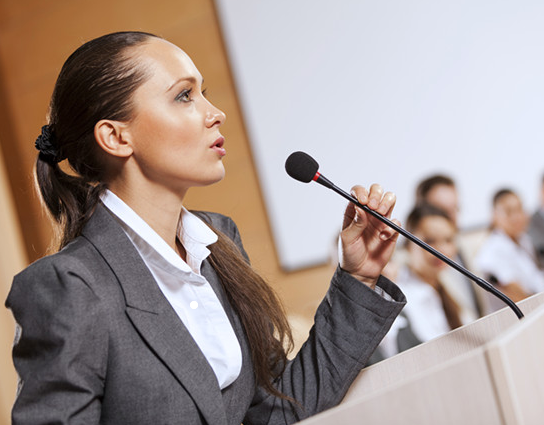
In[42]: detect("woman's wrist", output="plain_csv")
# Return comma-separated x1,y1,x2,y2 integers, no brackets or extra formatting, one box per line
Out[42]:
339,266,379,289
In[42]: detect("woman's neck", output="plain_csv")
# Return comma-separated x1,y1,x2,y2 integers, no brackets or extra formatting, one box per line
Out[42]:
410,266,440,289
107,180,187,253
496,227,521,246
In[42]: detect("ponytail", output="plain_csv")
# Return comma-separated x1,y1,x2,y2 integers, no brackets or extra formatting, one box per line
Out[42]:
35,157,105,250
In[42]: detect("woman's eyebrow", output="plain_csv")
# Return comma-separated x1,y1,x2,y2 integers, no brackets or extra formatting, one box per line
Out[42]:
166,76,201,92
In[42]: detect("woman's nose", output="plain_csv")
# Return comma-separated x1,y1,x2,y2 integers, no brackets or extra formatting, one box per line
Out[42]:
205,103,226,127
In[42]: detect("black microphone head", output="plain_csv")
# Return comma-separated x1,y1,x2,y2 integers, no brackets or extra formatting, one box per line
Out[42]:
285,151,319,183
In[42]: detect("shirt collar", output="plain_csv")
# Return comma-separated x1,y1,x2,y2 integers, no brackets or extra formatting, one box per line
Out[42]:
100,189,217,274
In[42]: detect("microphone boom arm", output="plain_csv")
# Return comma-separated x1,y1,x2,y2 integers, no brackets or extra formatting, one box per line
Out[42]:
314,173,525,320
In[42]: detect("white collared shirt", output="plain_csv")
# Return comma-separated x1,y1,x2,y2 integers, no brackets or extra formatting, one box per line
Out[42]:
397,267,452,343
475,229,544,295
101,190,242,389
379,266,451,358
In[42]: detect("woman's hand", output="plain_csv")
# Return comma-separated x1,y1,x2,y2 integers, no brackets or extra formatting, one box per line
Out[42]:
339,184,400,288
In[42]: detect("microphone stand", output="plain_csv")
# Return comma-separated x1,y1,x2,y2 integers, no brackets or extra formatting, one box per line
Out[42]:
314,172,525,320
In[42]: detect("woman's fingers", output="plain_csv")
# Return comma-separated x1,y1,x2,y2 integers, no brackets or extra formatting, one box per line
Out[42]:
348,184,396,219
367,183,384,210
342,186,368,230
343,184,399,240
379,191,397,218
379,218,401,241
351,184,395,213
339,184,400,286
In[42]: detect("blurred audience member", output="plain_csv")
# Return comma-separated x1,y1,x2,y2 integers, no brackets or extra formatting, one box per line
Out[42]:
475,189,544,313
416,174,459,225
528,174,544,269
372,204,463,362
415,174,483,321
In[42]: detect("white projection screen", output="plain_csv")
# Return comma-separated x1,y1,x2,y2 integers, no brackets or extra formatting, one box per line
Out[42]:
214,0,544,271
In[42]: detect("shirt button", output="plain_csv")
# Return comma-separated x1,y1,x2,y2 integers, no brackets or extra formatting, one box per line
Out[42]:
190,301,199,309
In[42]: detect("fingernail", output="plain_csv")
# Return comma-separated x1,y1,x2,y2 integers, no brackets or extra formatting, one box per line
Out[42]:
369,199,378,208
351,191,366,203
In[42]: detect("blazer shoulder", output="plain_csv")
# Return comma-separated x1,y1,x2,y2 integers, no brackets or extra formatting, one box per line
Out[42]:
191,210,238,238
7,236,109,311
14,237,98,284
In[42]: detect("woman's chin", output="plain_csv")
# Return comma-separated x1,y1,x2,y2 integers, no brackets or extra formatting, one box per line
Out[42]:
210,166,226,184
197,169,226,188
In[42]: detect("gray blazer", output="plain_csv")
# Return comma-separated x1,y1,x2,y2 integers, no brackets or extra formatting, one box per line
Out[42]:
6,205,405,424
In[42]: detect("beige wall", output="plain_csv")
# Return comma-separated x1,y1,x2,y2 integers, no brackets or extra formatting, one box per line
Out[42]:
0,0,333,421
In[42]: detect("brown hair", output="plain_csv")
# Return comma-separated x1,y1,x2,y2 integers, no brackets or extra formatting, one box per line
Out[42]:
35,31,293,399
205,223,293,399
492,188,516,207
415,174,455,205
405,203,452,234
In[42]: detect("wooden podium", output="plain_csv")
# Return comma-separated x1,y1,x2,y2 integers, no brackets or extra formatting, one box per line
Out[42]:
299,292,544,425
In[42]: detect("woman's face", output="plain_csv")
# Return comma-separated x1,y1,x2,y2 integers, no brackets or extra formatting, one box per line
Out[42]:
493,193,528,240
409,215,457,280
426,184,459,226
123,38,227,194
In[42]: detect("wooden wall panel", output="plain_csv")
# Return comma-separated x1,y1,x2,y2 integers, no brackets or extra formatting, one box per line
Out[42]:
0,137,27,424
0,0,333,420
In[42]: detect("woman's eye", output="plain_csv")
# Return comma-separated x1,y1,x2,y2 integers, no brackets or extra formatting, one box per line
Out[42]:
175,89,192,102
202,88,208,97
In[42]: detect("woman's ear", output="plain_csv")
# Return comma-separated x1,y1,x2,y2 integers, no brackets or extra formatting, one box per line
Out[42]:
94,120,133,158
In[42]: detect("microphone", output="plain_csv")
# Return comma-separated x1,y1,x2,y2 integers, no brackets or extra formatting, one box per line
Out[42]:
285,151,524,320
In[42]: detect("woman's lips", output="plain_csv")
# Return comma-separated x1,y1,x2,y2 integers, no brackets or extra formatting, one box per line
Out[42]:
211,136,226,157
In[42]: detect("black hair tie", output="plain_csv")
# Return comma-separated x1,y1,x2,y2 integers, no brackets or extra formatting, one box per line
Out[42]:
35,125,64,163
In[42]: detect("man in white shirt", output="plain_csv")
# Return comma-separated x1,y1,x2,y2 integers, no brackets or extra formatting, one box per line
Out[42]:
476,189,544,313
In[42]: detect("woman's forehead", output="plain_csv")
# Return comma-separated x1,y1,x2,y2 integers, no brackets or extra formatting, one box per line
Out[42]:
418,215,454,231
135,38,202,86
496,194,521,210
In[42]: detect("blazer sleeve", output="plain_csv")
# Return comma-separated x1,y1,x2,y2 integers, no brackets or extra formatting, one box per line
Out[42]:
244,268,406,424
5,256,108,425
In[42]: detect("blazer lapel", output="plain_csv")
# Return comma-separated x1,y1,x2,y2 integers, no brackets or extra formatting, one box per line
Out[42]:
82,205,228,425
